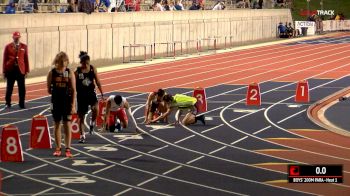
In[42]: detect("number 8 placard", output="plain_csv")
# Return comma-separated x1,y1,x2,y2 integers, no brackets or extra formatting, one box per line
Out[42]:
1,125,24,162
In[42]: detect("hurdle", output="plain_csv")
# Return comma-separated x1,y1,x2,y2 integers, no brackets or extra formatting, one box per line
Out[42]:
224,35,234,49
200,36,219,52
185,39,201,54
122,44,153,63
153,41,184,58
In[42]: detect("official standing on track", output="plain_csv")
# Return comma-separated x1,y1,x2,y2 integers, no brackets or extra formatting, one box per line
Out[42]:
47,52,76,158
75,51,104,143
2,31,30,109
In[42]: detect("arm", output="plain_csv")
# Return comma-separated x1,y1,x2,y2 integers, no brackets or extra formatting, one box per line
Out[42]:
124,100,137,128
24,45,29,74
3,45,8,77
93,66,104,98
46,71,52,94
69,69,77,113
143,93,153,121
104,100,111,125
151,103,172,123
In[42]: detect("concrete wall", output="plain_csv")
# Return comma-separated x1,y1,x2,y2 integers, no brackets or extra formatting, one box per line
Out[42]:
0,9,292,74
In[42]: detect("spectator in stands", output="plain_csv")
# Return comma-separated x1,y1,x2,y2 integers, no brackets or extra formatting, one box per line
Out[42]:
174,0,184,10
116,0,126,11
153,0,164,11
5,0,16,14
97,0,111,12
78,0,95,14
212,1,225,10
286,22,295,38
163,0,170,10
277,22,287,38
169,0,176,10
66,0,76,12
189,2,200,10
258,0,263,9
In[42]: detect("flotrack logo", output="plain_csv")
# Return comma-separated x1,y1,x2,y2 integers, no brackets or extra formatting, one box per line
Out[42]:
299,10,335,16
299,9,318,16
317,10,335,16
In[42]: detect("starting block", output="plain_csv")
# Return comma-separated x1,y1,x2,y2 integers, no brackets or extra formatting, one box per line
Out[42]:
246,83,261,106
295,80,310,103
97,99,107,127
1,125,24,162
193,87,207,113
30,115,52,149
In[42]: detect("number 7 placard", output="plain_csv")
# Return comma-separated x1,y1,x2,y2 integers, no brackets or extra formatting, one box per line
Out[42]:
30,115,52,149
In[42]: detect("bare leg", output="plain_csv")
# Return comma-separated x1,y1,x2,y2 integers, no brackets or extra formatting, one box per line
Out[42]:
54,121,62,149
63,121,72,149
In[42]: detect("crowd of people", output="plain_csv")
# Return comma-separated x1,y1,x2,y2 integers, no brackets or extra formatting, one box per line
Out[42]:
3,31,206,157
278,22,299,38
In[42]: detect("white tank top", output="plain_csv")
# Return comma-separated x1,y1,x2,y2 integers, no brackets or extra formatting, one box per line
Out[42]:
108,95,126,111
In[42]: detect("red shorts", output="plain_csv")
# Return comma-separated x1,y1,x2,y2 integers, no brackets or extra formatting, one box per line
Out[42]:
108,108,128,126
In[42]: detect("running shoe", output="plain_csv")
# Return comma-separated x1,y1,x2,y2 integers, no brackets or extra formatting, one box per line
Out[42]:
53,148,61,156
65,148,73,158
78,136,86,144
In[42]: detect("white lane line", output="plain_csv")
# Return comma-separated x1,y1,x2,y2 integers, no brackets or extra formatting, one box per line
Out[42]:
231,136,249,145
0,167,93,196
3,40,293,98
137,176,159,187
92,164,116,174
0,104,50,116
162,166,183,175
26,173,78,176
186,156,205,164
121,155,143,163
114,188,133,196
201,124,224,134
230,108,265,122
253,126,272,135
277,109,306,124
32,187,55,196
39,107,51,115
2,175,14,180
174,135,195,144
55,153,81,163
24,152,170,196
209,146,227,155
148,145,169,153
21,164,48,174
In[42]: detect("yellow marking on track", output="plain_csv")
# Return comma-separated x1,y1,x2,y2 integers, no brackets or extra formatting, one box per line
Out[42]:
255,149,295,152
289,129,326,132
253,162,294,166
267,138,306,140
265,180,288,184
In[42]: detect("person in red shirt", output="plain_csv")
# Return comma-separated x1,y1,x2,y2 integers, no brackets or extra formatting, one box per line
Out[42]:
2,31,30,109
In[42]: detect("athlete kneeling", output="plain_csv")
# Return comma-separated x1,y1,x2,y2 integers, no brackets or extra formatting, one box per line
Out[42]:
150,94,205,126
103,95,138,133
143,88,167,124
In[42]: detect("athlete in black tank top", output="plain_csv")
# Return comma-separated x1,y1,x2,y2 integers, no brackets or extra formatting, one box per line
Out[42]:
75,51,103,143
47,51,76,158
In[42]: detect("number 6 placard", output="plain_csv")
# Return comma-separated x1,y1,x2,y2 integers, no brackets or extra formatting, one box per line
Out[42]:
1,125,24,162
246,83,261,106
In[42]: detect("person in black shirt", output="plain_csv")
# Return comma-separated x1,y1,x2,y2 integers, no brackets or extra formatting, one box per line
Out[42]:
75,51,103,143
47,52,76,158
